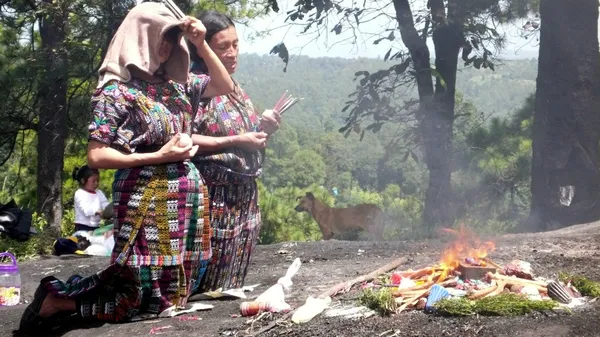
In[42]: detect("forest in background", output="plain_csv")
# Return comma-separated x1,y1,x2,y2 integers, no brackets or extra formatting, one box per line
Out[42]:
240,54,536,242
3,0,598,259
0,53,537,248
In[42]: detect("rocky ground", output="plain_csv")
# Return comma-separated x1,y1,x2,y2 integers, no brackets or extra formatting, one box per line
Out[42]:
1,222,600,337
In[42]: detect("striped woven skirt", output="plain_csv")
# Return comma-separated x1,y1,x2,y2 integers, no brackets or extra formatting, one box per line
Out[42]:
193,163,262,293
40,162,211,322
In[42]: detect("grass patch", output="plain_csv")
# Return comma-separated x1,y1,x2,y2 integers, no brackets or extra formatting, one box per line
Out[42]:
0,231,55,261
0,211,65,262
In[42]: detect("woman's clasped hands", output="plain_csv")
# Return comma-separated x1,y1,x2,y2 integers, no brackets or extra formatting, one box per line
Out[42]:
159,133,198,162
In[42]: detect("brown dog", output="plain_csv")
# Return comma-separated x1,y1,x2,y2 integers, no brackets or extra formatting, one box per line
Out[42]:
294,192,384,240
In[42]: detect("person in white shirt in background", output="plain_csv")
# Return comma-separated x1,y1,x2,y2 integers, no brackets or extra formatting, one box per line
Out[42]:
71,165,115,256
72,165,109,232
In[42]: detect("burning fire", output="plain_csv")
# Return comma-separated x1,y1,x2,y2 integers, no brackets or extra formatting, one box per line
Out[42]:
391,225,498,285
437,224,496,274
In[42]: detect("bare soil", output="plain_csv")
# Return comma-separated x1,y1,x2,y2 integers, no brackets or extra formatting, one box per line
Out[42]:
1,222,600,337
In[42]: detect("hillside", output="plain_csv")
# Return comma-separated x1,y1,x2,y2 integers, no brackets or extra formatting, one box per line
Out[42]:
234,54,538,129
0,54,540,244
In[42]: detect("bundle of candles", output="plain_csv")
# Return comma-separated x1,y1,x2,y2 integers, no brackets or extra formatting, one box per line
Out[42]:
274,91,303,115
162,0,185,19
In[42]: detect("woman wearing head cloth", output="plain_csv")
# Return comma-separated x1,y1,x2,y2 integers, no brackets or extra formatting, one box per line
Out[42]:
18,3,233,331
185,11,281,294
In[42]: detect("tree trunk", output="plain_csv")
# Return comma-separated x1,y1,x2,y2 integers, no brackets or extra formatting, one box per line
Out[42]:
422,21,463,228
36,0,69,233
394,0,464,231
528,0,600,231
392,0,434,101
393,0,435,233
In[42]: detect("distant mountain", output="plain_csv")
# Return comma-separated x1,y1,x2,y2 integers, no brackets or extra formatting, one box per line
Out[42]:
234,53,538,129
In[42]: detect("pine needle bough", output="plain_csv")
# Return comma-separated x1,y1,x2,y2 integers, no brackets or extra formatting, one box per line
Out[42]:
434,293,560,316
358,288,397,316
559,273,600,298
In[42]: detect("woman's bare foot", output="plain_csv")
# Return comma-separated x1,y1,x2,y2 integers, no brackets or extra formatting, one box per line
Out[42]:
38,294,60,317
38,294,76,317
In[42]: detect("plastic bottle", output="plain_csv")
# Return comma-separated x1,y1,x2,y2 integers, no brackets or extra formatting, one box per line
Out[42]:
0,252,21,306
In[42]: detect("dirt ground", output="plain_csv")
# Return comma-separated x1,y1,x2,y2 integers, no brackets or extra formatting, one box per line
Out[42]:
1,222,600,337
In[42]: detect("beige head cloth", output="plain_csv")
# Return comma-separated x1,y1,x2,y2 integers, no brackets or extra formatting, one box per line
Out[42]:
96,2,190,88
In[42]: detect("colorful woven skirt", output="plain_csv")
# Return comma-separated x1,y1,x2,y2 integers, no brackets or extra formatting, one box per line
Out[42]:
40,162,211,322
193,163,262,293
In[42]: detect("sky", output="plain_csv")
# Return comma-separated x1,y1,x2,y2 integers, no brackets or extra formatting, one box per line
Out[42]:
235,0,543,60
142,0,600,61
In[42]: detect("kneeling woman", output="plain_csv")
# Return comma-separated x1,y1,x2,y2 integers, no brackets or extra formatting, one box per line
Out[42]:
18,2,234,331
187,11,282,294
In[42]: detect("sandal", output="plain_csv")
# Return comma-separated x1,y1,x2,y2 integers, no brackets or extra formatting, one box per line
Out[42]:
18,282,52,333
17,282,73,334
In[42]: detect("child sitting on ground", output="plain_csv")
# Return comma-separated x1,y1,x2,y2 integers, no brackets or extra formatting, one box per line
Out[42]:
72,165,110,232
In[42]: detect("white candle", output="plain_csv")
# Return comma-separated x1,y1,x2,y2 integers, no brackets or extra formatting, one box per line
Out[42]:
178,133,191,147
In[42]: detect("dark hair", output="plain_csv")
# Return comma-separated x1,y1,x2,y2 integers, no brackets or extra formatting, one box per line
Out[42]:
164,26,182,44
188,11,235,69
72,165,99,186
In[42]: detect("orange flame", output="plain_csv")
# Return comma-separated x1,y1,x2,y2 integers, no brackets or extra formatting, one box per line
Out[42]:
438,224,496,269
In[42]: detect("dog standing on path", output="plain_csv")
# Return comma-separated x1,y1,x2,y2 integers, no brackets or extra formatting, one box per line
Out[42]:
294,192,384,240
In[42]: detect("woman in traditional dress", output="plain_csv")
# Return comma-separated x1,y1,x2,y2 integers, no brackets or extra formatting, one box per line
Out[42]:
18,3,234,332
186,11,282,294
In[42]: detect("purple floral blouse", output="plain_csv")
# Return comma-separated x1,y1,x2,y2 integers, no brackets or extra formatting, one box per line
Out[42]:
191,73,263,175
88,74,210,153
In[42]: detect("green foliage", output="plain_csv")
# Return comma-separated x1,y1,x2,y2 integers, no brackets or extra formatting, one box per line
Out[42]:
434,294,559,316
0,55,540,249
0,131,39,208
279,149,327,188
194,1,269,22
61,209,76,237
1,5,541,247
62,141,115,209
0,232,56,262
262,0,535,179
558,273,600,298
240,57,536,238
253,82,535,242
0,136,106,258
236,55,537,132
453,94,534,232
358,288,397,316
0,133,113,214
0,212,56,261
258,182,323,244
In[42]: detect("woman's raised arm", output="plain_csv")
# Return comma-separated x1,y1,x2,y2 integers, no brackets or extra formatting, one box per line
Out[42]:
182,16,234,97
